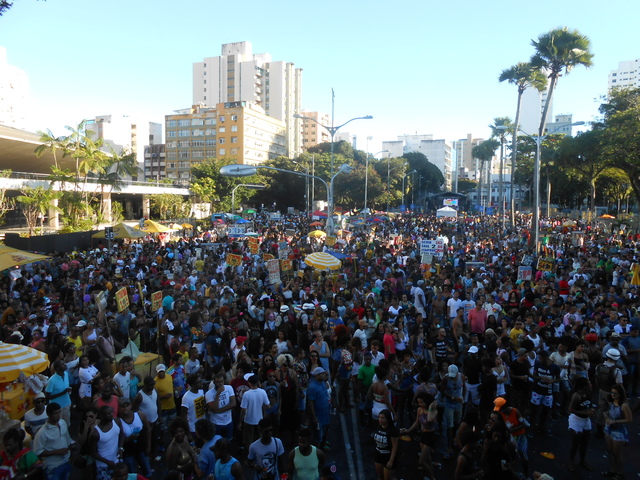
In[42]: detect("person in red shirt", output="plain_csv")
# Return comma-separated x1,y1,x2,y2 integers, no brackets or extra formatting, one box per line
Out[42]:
468,301,488,339
558,274,570,300
383,323,396,359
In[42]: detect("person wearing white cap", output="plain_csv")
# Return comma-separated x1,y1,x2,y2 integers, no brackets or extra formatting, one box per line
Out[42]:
595,348,624,436
440,364,465,458
24,391,48,438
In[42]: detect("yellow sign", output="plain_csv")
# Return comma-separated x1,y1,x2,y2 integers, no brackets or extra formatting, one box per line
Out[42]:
263,253,275,261
248,237,260,254
325,236,337,247
537,258,554,272
115,287,130,312
151,291,163,312
280,259,292,271
226,253,243,267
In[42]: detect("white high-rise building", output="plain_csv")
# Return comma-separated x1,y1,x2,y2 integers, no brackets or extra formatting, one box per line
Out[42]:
85,115,163,181
608,58,640,91
518,84,553,136
0,47,30,130
193,41,302,158
382,134,454,191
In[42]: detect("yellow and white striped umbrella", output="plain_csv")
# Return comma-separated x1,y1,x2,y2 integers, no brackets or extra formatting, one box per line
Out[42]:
0,342,50,383
304,252,341,271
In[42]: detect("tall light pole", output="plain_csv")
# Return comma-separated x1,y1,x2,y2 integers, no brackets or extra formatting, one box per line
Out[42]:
231,184,265,214
292,160,310,214
402,170,417,209
365,149,388,213
387,160,407,212
498,121,584,251
220,163,352,236
294,94,372,227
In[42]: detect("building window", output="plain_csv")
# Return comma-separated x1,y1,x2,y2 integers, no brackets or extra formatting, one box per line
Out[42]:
219,138,225,144
231,125,238,132
231,115,238,121
179,152,189,158
178,119,191,126
219,127,226,133
219,116,225,122
192,119,204,126
167,120,177,127
178,130,190,137
219,148,225,155
167,131,176,138
231,137,238,144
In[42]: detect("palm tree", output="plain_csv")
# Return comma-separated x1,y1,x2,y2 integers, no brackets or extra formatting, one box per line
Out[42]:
531,27,593,136
489,117,514,225
530,27,592,246
34,129,67,169
499,62,547,226
472,140,499,212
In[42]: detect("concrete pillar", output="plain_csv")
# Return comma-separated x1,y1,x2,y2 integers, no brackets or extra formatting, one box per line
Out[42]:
142,194,150,218
48,198,59,229
125,199,134,218
101,192,112,224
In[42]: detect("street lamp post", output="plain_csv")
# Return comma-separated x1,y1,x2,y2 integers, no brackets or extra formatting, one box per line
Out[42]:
294,96,371,229
292,160,310,214
220,163,352,236
498,121,584,251
231,184,265,214
365,149,389,213
387,160,407,212
402,170,417,209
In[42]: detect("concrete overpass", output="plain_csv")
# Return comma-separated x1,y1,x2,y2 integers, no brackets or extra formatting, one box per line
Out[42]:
0,124,191,227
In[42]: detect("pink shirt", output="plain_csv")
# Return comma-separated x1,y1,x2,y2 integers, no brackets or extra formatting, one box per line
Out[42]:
468,308,488,334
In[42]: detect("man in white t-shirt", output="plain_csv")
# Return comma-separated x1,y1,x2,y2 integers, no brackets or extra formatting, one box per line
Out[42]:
206,373,236,440
239,374,269,453
113,356,132,402
181,375,206,437
447,291,463,325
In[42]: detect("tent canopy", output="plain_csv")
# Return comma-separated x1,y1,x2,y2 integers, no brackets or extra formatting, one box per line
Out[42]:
436,206,457,218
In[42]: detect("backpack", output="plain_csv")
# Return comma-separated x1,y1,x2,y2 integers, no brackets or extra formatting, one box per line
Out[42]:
596,363,617,390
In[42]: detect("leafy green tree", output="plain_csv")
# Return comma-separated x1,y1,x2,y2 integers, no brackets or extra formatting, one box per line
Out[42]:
0,169,14,226
457,178,477,195
597,88,640,208
402,152,445,195
556,129,609,211
16,186,61,236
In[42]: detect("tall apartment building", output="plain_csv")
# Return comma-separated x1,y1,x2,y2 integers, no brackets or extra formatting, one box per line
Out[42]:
518,81,553,137
85,115,163,181
144,144,166,182
300,111,330,150
545,114,574,136
0,47,30,130
608,58,640,91
452,134,484,180
193,41,302,158
164,101,286,183
382,134,454,191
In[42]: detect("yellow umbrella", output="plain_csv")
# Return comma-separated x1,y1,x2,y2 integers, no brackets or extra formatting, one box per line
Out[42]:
92,222,146,239
182,223,194,229
304,252,341,270
600,214,615,219
308,230,326,238
0,245,50,271
169,223,183,230
134,219,172,233
0,342,50,383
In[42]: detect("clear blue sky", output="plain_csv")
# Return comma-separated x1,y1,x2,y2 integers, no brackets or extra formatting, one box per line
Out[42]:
3,0,639,153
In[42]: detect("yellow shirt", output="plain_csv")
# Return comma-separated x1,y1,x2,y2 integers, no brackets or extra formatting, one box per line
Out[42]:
67,335,83,357
155,374,176,411
509,327,525,347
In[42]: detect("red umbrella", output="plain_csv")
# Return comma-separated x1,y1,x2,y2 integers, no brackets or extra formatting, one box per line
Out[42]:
312,210,328,218
310,221,324,226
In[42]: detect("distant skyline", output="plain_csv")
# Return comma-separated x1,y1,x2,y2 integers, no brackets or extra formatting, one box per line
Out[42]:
2,0,639,154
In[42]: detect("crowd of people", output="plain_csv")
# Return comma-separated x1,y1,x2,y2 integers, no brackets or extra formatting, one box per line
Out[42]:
0,211,638,480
